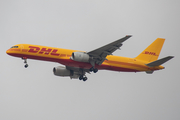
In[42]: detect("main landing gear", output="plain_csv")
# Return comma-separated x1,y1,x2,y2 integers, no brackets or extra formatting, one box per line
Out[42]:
79,75,88,81
22,57,28,68
89,61,98,73
78,67,98,82
89,67,98,73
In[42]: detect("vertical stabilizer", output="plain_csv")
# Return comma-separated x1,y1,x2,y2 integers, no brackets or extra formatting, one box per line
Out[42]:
135,38,165,62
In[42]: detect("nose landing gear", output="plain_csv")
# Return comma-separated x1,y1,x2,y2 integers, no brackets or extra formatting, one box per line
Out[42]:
22,57,28,68
24,64,28,68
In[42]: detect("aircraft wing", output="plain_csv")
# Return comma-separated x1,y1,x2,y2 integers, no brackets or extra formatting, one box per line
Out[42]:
87,35,132,65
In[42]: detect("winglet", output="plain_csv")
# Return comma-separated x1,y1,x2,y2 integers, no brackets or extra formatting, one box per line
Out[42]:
146,56,174,67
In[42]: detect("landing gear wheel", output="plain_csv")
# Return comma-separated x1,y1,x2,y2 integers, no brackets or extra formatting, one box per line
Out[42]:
24,64,28,68
89,67,98,73
79,75,83,80
89,67,94,72
93,68,98,73
83,77,87,81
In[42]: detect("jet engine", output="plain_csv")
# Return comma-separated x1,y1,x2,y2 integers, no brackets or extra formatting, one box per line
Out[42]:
71,52,90,62
53,66,72,77
53,66,80,79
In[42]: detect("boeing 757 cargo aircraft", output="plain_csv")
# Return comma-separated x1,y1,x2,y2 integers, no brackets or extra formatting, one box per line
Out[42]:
6,36,174,81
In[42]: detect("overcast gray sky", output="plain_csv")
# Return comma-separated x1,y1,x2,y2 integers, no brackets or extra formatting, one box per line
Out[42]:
0,0,179,120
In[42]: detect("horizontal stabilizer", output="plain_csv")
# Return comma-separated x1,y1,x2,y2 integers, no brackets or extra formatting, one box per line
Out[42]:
146,56,174,67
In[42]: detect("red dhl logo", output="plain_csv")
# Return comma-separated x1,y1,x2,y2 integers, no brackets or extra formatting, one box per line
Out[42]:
144,51,158,56
27,46,70,57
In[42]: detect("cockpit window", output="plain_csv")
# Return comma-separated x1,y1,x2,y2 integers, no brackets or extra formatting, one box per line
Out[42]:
11,46,18,48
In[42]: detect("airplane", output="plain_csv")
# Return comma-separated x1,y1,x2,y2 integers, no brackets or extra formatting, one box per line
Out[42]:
6,35,174,81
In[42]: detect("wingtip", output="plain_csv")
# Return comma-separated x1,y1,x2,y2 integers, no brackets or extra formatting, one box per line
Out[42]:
169,56,174,59
126,35,132,37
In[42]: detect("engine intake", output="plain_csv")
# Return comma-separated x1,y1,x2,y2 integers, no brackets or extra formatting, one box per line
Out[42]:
71,52,90,62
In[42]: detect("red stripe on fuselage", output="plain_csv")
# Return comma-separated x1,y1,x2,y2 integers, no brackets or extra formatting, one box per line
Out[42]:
7,53,139,72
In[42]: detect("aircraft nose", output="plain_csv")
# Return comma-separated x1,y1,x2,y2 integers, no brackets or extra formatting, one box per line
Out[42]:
6,49,11,55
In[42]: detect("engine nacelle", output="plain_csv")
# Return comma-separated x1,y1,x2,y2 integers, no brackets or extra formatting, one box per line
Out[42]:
71,52,90,62
53,66,72,77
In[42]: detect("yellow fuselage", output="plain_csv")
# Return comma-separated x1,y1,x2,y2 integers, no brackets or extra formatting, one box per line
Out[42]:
6,44,164,72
